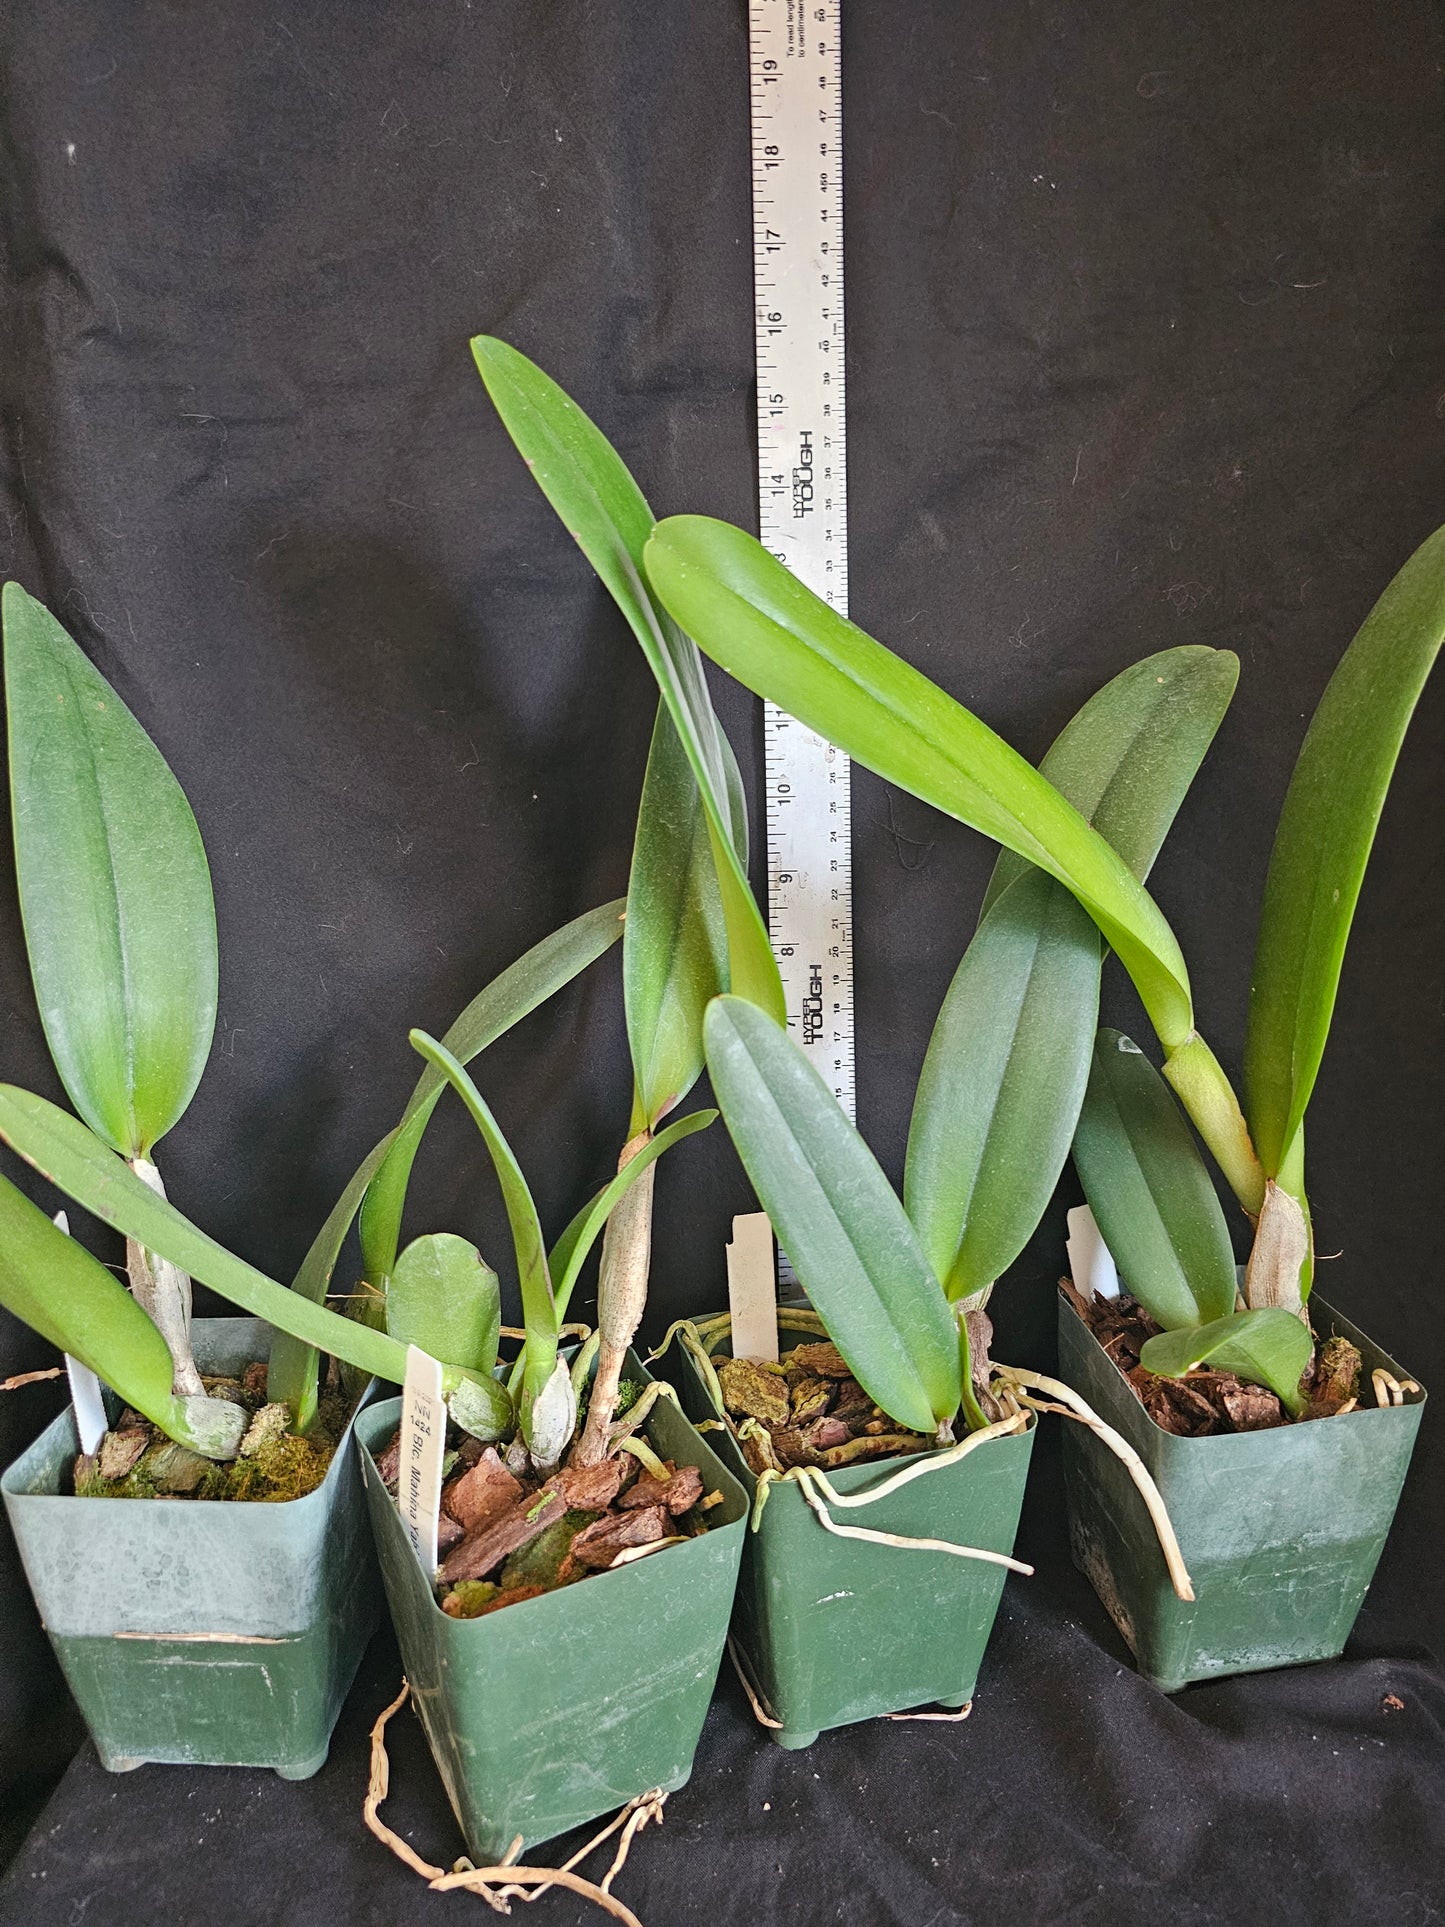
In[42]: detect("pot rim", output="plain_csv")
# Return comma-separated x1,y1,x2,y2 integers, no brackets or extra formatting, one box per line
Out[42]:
1,1316,372,1516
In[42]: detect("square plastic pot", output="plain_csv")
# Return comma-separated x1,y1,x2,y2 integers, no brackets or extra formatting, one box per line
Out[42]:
1059,1291,1426,1693
667,1327,1035,1750
355,1349,748,1862
1,1317,380,1777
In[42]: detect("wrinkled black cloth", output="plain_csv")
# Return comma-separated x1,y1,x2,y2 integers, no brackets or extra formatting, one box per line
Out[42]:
1,0,1442,1917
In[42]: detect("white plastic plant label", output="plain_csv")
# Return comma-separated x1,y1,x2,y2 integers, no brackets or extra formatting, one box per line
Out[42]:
51,1211,107,1454
727,1211,779,1362
398,1345,446,1573
1066,1204,1120,1301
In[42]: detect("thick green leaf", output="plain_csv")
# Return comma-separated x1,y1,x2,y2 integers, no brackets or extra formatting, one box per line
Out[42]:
387,1233,502,1377
1139,1309,1312,1415
905,870,1101,1302
1072,1031,1237,1331
643,518,1195,1051
0,1170,200,1444
547,1107,716,1317
981,645,1240,916
704,996,959,1433
1244,522,1445,1177
471,338,784,1024
625,707,729,1128
909,646,1238,1307
406,1031,558,1431
358,899,625,1283
3,583,218,1158
0,1084,508,1425
267,1129,398,1427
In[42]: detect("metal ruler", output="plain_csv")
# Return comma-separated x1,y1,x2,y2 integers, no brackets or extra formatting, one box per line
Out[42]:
749,0,855,1158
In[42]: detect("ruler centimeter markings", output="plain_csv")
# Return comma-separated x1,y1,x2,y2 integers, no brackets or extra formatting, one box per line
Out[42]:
749,0,853,1292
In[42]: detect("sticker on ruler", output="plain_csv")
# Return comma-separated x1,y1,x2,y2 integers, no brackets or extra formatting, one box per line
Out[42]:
398,1345,446,1573
1066,1205,1120,1301
727,1212,779,1362
50,1211,108,1453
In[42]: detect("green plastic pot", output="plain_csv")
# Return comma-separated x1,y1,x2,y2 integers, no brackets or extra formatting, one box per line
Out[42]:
667,1326,1036,1750
355,1349,748,1862
1059,1291,1426,1692
1,1317,380,1776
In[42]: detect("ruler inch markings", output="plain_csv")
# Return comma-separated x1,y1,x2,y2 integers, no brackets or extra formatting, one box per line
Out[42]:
749,0,854,1293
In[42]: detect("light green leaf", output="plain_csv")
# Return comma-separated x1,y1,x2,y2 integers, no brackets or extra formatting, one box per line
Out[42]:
547,1107,716,1317
267,1128,398,1429
0,1170,204,1447
625,707,729,1128
642,518,1195,1051
406,1030,558,1436
981,645,1240,916
3,583,217,1158
1139,1309,1312,1415
1244,522,1445,1177
471,339,784,1024
704,995,959,1433
905,870,1101,1301
0,1084,509,1428
387,1233,501,1378
358,899,625,1284
1072,1030,1237,1331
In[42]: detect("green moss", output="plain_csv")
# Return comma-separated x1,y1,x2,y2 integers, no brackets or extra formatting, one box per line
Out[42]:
500,1510,594,1590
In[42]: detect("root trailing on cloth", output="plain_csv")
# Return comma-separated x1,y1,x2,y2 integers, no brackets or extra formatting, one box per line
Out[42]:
364,1681,665,1924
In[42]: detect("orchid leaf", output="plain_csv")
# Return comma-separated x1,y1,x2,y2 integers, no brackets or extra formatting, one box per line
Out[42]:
358,900,625,1284
406,1030,558,1434
387,1233,502,1379
1244,521,1445,1178
704,995,959,1433
906,869,1101,1303
0,1084,508,1427
909,646,1238,1305
471,338,783,1024
547,1107,717,1318
266,1128,398,1428
1072,1030,1237,1331
3,583,217,1159
982,645,1240,917
642,517,1195,1051
1140,1309,1312,1415
625,706,729,1129
0,1170,212,1450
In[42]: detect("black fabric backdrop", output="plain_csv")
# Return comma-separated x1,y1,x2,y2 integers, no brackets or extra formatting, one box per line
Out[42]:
1,2,1443,1919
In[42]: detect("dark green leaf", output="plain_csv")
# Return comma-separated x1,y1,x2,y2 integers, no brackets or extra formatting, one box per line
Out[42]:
358,899,625,1284
625,707,729,1128
704,996,959,1433
3,583,217,1158
1245,522,1445,1176
0,1170,197,1443
1071,1030,1237,1330
1139,1309,1312,1415
642,518,1195,1051
905,869,1101,1302
387,1233,501,1377
470,339,783,1023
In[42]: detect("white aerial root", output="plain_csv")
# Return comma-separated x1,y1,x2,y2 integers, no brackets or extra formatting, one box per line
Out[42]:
1371,1369,1422,1408
991,1366,1194,1603
364,1680,665,1924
